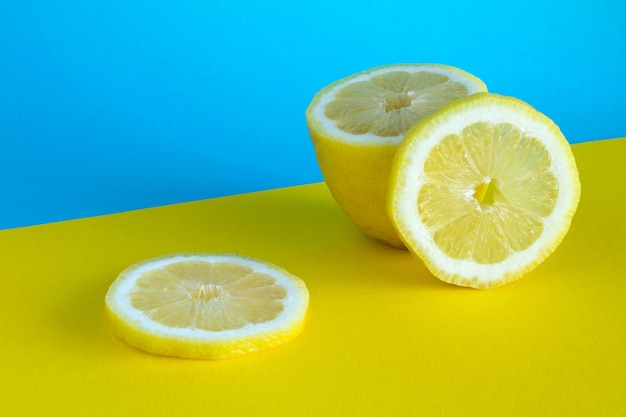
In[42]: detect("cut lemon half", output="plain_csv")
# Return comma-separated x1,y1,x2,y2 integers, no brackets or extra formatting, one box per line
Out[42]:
306,64,487,247
389,93,581,289
105,253,309,359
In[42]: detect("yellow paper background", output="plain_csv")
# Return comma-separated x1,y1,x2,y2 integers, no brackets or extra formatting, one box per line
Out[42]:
1,138,625,416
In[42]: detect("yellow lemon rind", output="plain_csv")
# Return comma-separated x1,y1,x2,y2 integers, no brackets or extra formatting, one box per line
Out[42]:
306,130,404,247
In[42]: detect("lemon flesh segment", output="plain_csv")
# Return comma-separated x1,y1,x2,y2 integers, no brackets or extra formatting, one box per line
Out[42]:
389,93,580,288
105,254,309,359
306,64,487,247
324,71,470,137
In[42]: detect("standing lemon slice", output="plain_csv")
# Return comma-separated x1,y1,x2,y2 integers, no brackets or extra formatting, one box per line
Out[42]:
389,93,581,289
306,64,487,247
105,253,309,359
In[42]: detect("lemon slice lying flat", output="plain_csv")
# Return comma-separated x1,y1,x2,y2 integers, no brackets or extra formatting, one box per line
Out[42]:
389,93,581,289
105,254,309,359
306,64,487,247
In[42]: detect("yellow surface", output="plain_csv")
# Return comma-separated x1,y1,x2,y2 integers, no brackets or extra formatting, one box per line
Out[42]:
1,138,625,416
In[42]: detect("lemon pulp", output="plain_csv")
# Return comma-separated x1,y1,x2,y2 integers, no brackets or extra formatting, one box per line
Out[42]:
324,71,470,137
131,261,287,331
419,122,558,264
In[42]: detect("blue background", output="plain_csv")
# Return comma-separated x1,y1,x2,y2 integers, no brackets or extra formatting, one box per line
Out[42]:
1,0,625,229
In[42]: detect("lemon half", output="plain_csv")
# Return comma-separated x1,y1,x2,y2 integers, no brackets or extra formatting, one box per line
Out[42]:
105,253,309,359
306,64,487,247
389,93,581,288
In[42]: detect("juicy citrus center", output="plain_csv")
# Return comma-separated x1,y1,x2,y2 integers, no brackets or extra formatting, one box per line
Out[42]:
418,122,559,264
130,261,287,331
324,71,469,137
384,93,412,112
191,284,226,301
473,179,498,206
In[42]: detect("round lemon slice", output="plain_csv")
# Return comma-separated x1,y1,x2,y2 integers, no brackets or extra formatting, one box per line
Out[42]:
306,64,487,247
105,253,309,359
389,93,581,289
